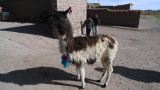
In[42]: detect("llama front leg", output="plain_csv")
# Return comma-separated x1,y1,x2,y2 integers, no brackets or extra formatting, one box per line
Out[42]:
80,66,86,89
76,65,80,81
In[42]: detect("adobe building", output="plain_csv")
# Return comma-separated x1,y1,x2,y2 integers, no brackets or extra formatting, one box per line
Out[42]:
0,0,87,36
87,3,141,28
87,3,100,9
99,3,133,10
87,3,133,10
57,0,87,36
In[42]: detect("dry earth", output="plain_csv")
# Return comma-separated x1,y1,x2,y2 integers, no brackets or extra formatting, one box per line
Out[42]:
0,15,160,90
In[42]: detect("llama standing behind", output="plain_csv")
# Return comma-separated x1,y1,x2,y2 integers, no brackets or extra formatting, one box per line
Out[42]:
49,7,118,89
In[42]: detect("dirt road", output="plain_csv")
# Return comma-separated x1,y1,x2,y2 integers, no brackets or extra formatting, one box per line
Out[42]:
0,15,160,90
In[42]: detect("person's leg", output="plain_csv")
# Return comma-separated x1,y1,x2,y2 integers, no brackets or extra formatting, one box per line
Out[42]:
95,26,98,35
86,29,91,36
88,29,91,36
92,27,96,36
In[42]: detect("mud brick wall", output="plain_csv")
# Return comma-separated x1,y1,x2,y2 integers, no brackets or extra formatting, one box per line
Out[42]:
88,9,141,28
57,0,87,36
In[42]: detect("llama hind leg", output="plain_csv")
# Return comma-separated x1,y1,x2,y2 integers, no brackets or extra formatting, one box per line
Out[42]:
80,66,86,89
97,57,108,82
102,65,113,88
97,65,107,82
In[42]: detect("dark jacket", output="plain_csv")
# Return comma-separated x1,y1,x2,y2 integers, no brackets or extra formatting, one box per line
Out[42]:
83,19,94,30
92,16,100,26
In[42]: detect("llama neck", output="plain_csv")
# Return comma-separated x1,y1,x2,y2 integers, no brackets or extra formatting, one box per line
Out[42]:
65,20,73,43
65,22,74,53
59,21,74,54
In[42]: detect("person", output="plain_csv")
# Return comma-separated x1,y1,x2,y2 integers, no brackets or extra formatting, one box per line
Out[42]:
92,14,100,35
82,15,94,36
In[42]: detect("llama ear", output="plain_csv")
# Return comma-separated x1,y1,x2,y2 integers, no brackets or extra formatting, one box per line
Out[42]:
64,7,72,15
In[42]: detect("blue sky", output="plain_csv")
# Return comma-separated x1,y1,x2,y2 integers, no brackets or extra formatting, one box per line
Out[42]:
87,0,160,10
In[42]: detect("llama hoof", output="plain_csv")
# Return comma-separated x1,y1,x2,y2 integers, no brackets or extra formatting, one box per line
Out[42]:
80,86,85,89
77,79,80,81
77,78,81,81
74,78,80,81
101,84,106,88
96,80,101,82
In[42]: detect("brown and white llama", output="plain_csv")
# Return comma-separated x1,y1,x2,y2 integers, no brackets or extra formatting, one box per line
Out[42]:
49,7,118,89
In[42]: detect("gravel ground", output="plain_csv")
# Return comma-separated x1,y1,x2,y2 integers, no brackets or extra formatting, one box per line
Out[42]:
0,15,160,90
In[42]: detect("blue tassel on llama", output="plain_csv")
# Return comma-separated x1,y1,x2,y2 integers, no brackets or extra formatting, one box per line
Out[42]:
61,55,71,68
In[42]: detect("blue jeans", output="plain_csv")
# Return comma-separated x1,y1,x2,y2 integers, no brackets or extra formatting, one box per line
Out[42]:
93,26,98,35
86,29,91,36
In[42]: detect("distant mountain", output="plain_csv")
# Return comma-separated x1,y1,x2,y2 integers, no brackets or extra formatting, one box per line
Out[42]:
143,10,160,15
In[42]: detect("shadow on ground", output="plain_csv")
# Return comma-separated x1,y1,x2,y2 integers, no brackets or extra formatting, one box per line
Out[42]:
0,67,101,88
95,66,160,83
0,23,56,38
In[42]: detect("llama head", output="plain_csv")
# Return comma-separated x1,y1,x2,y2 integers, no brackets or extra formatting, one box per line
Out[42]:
50,7,72,37
49,7,73,53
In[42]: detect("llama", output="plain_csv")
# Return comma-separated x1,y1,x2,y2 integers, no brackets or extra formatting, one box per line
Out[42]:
49,7,118,89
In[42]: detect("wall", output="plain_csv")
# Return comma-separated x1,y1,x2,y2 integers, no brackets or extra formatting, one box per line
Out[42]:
88,9,141,28
57,0,87,36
